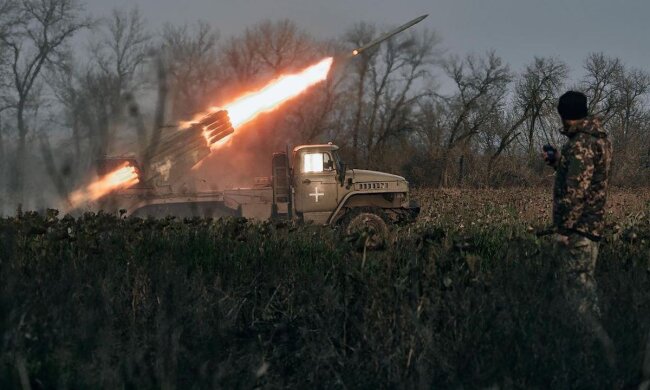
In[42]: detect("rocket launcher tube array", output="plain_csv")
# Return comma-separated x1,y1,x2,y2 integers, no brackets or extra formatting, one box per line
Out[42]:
145,110,234,183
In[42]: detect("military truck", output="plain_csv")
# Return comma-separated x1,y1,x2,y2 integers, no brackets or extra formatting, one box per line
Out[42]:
101,143,417,248
97,110,418,248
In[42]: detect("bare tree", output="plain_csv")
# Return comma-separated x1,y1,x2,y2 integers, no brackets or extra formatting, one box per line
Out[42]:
608,66,650,181
484,110,525,180
0,1,19,85
343,22,377,166
610,67,650,149
49,7,150,171
0,0,11,188
91,7,151,154
581,54,650,182
0,1,20,206
414,95,445,157
431,51,511,186
220,19,315,86
365,30,439,167
92,7,150,91
0,0,88,204
581,52,623,125
515,57,568,156
341,23,439,167
47,57,83,161
442,52,511,150
161,20,219,120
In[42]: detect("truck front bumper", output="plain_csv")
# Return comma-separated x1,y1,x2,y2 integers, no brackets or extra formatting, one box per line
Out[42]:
392,199,420,224
407,199,420,220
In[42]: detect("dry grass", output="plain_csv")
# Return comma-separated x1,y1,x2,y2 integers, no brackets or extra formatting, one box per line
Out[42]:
414,187,650,226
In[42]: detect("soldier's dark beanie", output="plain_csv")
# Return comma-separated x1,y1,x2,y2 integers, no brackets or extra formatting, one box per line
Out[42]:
557,91,588,120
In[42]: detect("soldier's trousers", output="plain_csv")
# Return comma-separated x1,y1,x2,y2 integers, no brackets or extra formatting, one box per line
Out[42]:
556,233,617,366
558,233,601,318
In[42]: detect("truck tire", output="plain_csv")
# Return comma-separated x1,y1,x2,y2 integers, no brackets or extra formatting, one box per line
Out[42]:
342,208,389,250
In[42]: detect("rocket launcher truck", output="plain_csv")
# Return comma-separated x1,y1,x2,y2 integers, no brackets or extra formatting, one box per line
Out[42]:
98,108,419,249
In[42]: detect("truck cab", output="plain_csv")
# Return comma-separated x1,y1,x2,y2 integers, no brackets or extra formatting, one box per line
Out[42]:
267,144,418,246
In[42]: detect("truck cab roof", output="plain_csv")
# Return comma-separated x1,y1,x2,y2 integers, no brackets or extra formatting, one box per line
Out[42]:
293,144,339,153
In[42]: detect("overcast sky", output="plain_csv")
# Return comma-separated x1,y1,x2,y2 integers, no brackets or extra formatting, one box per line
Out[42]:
83,0,649,81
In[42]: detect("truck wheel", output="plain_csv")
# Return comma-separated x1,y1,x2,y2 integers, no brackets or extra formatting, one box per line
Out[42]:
343,208,389,250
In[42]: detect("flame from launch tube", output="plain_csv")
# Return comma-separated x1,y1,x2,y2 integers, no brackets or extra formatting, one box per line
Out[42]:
222,56,333,128
69,164,139,208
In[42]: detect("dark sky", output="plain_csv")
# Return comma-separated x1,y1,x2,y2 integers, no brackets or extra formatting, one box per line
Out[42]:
84,0,649,79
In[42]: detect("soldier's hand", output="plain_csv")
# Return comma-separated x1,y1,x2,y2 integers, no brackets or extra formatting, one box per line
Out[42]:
542,144,558,166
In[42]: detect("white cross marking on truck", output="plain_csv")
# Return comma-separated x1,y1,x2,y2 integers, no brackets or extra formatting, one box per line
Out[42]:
309,187,323,202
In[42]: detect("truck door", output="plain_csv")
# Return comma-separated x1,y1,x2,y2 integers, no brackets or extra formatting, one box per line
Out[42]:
294,151,339,213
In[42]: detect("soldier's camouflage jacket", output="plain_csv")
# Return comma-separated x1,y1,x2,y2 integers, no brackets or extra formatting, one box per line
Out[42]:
552,116,612,240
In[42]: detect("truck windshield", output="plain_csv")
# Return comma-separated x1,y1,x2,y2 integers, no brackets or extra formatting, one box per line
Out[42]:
301,150,343,173
303,152,335,173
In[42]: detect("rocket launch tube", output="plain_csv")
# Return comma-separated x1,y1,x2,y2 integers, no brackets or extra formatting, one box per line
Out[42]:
206,125,235,143
152,144,210,171
147,128,206,166
152,124,202,154
149,109,232,165
198,110,228,126
208,128,235,145
157,133,205,156
148,126,204,160
204,120,232,134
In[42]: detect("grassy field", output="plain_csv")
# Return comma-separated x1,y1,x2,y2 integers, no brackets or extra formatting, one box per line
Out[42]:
1,188,650,388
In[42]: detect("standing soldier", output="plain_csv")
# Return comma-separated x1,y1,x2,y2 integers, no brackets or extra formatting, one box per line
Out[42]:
543,90,614,363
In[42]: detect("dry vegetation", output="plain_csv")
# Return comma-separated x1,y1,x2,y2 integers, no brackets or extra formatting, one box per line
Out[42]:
415,187,650,227
2,188,650,388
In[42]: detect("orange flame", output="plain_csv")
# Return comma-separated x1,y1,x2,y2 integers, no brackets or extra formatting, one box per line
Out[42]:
222,57,333,128
69,163,139,207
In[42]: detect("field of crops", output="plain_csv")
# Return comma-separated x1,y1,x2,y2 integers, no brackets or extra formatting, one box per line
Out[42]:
1,188,650,388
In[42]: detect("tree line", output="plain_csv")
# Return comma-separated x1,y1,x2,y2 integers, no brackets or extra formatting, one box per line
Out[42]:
1,0,649,212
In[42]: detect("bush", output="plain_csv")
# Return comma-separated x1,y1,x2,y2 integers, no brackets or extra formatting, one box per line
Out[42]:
1,190,649,388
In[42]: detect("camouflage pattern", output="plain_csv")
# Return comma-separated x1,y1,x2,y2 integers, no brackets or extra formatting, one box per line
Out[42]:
558,234,601,317
552,116,612,240
556,232,616,366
